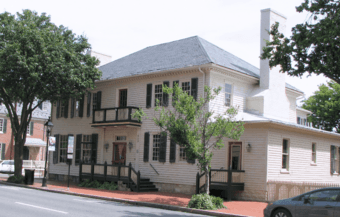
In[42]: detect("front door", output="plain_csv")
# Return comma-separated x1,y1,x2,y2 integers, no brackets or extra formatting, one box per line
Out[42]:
112,142,126,165
228,142,242,170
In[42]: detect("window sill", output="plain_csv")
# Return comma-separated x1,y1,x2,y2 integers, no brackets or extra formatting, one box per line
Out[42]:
310,162,317,166
280,169,290,174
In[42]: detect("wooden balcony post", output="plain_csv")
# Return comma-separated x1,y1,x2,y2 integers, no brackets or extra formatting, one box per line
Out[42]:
118,163,121,181
91,161,95,182
103,109,107,122
128,108,132,121
128,162,132,188
104,161,107,182
115,108,119,121
137,171,140,192
227,166,232,201
79,160,82,183
196,172,199,194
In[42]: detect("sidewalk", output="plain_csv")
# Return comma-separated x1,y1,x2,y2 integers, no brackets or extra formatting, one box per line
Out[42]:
0,177,267,217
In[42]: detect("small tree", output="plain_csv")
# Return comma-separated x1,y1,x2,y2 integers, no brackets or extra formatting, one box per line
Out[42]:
261,0,340,84
302,81,340,133
0,10,101,176
133,84,244,194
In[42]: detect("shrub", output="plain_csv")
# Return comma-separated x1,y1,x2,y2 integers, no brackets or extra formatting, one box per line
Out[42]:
188,194,227,210
78,180,118,191
7,175,25,184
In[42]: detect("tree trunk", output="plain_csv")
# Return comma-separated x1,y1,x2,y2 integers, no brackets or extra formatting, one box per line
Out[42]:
14,136,24,177
205,164,210,195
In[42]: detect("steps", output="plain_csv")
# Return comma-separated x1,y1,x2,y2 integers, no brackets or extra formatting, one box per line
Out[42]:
129,178,158,192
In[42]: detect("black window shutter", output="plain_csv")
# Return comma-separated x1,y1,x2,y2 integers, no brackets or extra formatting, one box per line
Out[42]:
79,94,84,117
56,100,60,119
75,134,82,165
169,138,176,163
146,84,152,108
3,119,7,133
53,135,59,164
71,98,75,118
68,134,73,165
172,80,179,105
30,122,34,136
191,78,198,101
1,144,5,160
91,134,98,163
87,92,92,117
163,81,169,107
97,91,102,110
159,132,167,163
143,132,150,162
64,99,69,118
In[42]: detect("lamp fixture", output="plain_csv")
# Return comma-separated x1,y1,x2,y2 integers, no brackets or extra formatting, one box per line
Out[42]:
104,143,109,152
246,143,252,152
42,116,53,187
128,141,133,150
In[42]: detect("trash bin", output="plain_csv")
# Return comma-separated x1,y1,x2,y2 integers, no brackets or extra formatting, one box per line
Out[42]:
24,169,35,185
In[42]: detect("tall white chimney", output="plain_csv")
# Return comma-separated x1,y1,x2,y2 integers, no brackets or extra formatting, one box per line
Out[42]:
260,9,287,90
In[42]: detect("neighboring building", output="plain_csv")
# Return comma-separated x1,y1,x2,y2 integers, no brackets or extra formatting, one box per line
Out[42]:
49,8,340,201
0,101,51,162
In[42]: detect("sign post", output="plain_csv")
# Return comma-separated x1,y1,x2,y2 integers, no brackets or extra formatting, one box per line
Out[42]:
67,136,74,190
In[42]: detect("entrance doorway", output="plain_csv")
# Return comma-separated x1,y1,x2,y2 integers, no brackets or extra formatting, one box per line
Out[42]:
112,142,127,165
228,142,242,170
119,89,127,107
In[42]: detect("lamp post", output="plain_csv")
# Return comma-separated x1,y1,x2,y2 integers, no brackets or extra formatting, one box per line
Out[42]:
42,116,53,187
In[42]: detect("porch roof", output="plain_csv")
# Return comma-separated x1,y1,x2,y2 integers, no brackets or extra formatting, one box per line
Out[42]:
25,138,46,147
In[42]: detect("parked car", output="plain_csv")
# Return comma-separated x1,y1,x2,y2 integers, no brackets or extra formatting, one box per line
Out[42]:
264,187,340,217
0,160,14,172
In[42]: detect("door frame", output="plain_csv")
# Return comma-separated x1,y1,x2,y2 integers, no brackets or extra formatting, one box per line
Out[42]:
119,89,128,107
228,142,242,170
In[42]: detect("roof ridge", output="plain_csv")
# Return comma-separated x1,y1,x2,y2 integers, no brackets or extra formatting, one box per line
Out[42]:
195,36,213,63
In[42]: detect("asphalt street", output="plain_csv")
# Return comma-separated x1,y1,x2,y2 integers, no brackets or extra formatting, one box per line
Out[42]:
0,183,207,217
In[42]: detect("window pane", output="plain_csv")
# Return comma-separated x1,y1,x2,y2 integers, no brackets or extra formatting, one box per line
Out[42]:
155,85,163,106
312,143,316,152
282,155,288,169
182,82,191,95
0,119,3,132
153,135,161,161
310,190,340,201
283,140,288,153
225,84,232,93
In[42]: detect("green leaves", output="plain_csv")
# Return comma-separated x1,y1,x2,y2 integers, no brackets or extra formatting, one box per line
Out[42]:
261,0,340,84
302,81,340,133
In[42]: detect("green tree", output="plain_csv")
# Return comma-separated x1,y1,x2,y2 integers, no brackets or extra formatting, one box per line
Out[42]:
261,0,340,84
302,81,340,133
133,84,244,194
0,10,101,176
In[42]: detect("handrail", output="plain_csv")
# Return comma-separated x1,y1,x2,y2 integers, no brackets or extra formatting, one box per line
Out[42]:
149,163,159,175
210,169,245,172
94,106,140,111
93,106,141,124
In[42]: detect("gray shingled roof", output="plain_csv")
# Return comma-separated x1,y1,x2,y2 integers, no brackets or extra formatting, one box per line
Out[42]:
99,36,303,93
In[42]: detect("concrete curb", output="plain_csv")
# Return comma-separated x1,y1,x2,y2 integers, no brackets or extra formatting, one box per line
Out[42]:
0,180,251,217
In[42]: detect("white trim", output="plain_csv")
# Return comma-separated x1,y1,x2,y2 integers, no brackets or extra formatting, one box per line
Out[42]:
224,82,233,107
0,118,3,133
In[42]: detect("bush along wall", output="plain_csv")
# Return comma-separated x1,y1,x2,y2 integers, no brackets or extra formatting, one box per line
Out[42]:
78,180,118,191
188,194,227,210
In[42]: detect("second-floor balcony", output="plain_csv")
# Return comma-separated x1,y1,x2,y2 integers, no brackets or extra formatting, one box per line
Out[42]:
92,106,141,127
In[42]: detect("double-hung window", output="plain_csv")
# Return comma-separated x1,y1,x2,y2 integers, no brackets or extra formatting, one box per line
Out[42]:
59,135,68,163
75,99,80,117
152,134,161,161
60,102,65,118
225,83,232,106
93,93,98,111
0,119,3,133
154,84,163,106
82,135,92,163
282,139,289,170
182,82,191,95
179,145,187,161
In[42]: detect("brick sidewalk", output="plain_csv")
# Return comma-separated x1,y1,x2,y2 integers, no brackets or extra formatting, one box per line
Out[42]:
1,177,267,217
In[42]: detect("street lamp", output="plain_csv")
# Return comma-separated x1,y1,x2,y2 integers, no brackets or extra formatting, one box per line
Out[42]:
42,116,53,187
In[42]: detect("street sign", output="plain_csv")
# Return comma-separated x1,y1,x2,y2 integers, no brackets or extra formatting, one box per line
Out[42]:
67,136,74,159
48,137,56,151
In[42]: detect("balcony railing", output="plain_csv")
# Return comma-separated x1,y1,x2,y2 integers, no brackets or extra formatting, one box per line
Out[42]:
92,106,141,125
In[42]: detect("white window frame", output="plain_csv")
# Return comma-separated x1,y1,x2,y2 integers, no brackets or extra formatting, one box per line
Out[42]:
0,118,3,133
179,145,187,161
92,93,98,111
181,81,191,95
82,135,92,164
225,83,233,107
152,134,161,161
75,99,80,117
154,84,163,107
27,122,30,136
281,139,290,173
59,135,68,163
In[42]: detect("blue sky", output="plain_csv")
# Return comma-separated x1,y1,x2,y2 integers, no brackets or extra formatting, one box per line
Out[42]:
2,0,329,103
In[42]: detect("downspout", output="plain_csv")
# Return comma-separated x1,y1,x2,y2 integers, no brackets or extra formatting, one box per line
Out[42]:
198,67,205,97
